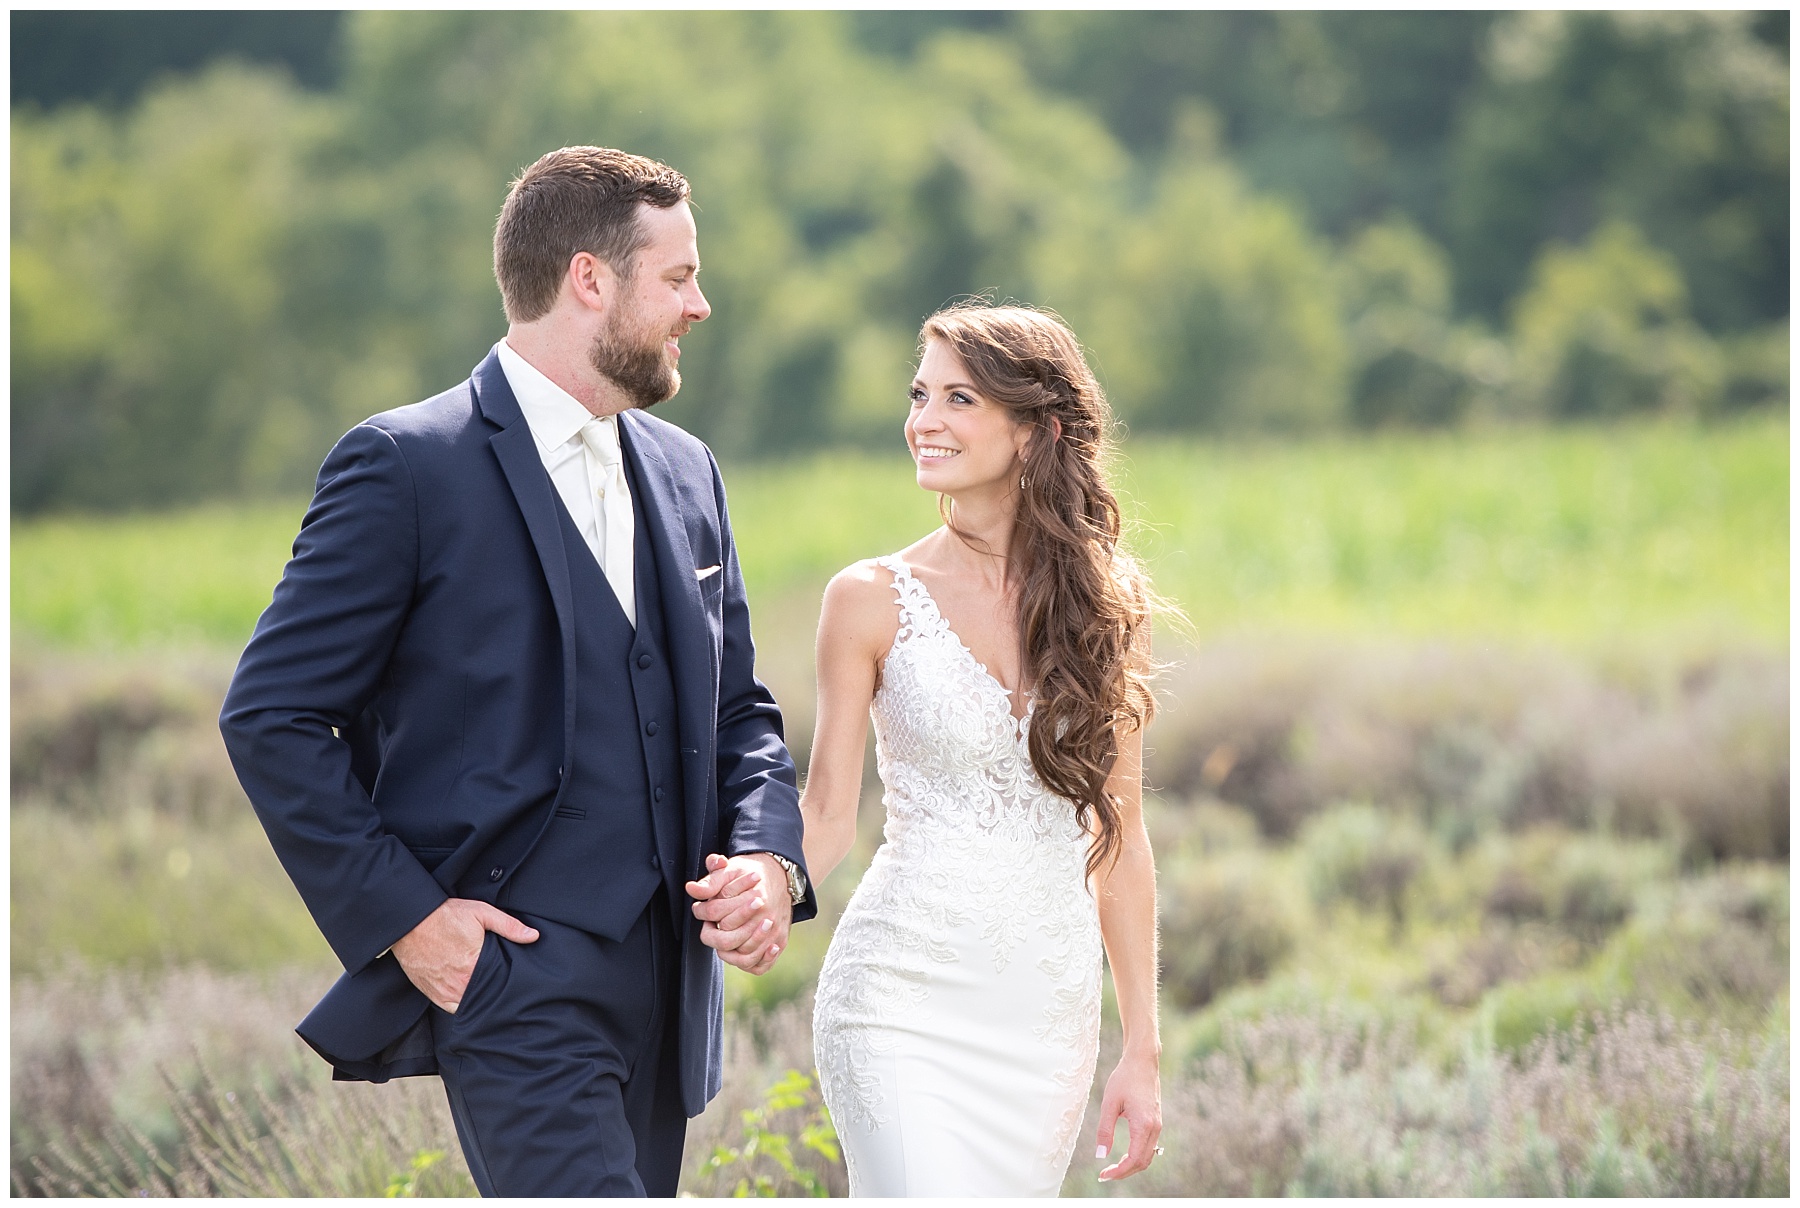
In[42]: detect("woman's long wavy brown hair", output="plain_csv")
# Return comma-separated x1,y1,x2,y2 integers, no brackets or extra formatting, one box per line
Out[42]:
921,302,1159,880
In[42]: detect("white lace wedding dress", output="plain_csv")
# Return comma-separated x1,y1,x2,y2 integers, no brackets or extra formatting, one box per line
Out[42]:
813,556,1104,1197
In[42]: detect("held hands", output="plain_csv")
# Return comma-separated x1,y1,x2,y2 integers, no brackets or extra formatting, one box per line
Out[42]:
1094,1049,1163,1182
391,898,539,1013
685,852,791,976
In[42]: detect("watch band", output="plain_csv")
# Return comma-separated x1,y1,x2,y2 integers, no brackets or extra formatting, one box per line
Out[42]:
769,853,807,904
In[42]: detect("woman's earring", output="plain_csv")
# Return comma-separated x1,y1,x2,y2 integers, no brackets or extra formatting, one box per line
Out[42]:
1019,472,1028,490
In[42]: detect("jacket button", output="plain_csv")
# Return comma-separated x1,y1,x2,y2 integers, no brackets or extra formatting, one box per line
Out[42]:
650,854,662,871
488,867,504,882
654,786,665,802
637,652,653,669
645,720,659,737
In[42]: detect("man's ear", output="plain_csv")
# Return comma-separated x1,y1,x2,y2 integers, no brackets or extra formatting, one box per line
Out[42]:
566,250,616,316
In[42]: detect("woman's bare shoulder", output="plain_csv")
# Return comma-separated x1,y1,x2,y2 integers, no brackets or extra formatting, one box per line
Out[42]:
824,556,896,598
818,558,902,656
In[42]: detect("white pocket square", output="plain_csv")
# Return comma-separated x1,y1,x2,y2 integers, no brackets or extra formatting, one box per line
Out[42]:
695,564,722,581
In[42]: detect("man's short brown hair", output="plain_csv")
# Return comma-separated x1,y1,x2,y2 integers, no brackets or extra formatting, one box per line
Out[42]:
493,147,691,324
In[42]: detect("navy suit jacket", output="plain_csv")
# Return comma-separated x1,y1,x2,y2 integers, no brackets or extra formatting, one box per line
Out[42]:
219,350,812,1115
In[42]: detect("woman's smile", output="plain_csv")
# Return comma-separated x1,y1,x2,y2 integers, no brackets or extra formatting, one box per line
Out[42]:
905,340,1031,492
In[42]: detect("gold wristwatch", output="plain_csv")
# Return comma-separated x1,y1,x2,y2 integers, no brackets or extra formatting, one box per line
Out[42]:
769,853,807,905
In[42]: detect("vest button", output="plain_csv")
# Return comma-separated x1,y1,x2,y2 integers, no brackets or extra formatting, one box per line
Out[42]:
637,652,653,669
645,720,659,737
654,786,665,802
488,866,504,882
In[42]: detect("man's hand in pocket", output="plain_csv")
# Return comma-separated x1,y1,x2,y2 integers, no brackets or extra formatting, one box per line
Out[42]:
391,899,540,1012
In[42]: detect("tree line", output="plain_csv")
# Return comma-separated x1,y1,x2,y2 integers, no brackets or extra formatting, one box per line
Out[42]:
11,11,1788,512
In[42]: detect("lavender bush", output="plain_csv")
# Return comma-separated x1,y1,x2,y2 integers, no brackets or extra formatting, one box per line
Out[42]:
11,644,1786,1196
1063,1007,1788,1196
1148,640,1787,859
12,967,844,1197
15,967,1784,1197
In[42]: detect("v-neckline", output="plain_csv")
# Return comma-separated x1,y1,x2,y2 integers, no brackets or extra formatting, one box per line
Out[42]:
891,557,1033,728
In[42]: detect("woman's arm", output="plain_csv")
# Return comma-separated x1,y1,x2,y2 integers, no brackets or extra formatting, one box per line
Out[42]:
691,562,893,969
799,563,895,886
1092,724,1163,1181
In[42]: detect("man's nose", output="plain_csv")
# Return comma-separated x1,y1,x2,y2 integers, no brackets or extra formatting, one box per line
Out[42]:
685,282,711,323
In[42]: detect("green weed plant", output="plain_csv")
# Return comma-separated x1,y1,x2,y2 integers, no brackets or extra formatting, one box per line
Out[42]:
699,1068,840,1198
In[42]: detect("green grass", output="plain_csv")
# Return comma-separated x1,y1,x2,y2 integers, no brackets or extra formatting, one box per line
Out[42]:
1122,416,1788,643
12,500,309,650
11,804,333,976
12,415,1786,651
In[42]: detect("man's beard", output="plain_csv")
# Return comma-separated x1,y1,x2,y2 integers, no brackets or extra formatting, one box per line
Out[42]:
589,310,680,410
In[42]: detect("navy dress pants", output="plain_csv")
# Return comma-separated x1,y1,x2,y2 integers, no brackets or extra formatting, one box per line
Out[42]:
427,894,687,1196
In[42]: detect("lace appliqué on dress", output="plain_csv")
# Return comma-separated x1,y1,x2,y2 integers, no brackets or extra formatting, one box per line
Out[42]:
813,556,1104,1158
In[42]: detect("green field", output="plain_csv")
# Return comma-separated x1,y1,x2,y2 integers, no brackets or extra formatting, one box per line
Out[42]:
12,415,1788,652
1120,417,1787,643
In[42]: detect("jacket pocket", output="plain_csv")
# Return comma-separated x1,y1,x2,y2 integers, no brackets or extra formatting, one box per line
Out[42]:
409,845,456,874
699,568,725,607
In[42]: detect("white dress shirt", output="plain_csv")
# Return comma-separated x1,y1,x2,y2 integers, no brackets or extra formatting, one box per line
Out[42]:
495,340,636,626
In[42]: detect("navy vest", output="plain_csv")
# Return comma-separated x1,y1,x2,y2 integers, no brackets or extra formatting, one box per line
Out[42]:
502,440,687,940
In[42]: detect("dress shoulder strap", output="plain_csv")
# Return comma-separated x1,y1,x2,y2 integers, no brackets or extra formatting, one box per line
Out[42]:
873,554,937,644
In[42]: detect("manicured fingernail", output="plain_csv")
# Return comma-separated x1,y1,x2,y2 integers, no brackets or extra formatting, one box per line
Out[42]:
1096,1145,1107,1160
761,919,773,932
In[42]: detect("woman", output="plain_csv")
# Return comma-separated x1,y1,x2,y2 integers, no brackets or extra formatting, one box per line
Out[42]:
804,303,1163,1195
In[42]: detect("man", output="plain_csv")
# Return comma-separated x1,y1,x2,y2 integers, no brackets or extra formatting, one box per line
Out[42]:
219,146,813,1196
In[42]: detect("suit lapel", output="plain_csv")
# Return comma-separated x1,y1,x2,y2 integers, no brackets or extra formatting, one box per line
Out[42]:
620,411,717,860
474,352,579,773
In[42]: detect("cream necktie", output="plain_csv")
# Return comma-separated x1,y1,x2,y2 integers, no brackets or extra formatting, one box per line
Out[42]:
578,416,636,628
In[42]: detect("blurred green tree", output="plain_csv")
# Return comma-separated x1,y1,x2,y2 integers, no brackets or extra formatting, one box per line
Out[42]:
12,66,333,510
11,11,343,109
1449,12,1788,331
1044,106,1348,433
7,11,1787,513
1508,221,1724,419
1335,218,1503,427
1013,11,1498,238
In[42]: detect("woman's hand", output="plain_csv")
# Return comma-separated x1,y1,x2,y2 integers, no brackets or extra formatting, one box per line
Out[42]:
1094,1048,1162,1182
1092,722,1162,1182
